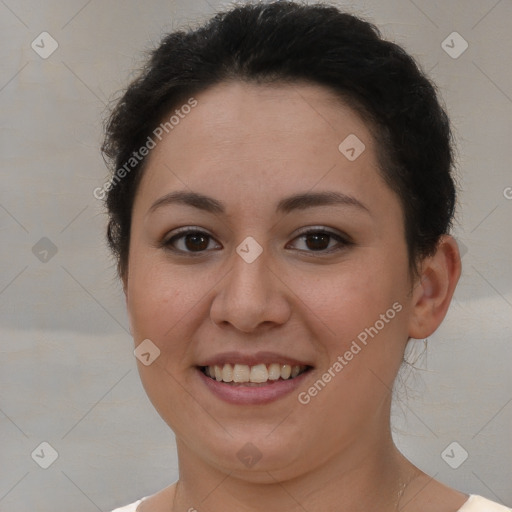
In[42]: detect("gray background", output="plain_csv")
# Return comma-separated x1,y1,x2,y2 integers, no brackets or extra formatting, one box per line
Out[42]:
0,0,511,510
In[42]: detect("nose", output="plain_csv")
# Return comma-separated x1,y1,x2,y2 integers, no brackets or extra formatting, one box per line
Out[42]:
209,246,292,333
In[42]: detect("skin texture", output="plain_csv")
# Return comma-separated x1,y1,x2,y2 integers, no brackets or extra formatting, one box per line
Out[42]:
123,81,465,512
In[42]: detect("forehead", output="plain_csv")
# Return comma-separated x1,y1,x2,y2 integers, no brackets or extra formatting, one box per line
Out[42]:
133,80,388,215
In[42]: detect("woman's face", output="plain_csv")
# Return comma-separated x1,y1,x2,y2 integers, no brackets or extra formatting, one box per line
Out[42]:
125,81,416,480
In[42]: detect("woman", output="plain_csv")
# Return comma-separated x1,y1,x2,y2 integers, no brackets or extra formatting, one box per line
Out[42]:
101,2,511,511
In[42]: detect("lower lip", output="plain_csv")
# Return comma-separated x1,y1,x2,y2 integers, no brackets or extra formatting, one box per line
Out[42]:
197,368,312,405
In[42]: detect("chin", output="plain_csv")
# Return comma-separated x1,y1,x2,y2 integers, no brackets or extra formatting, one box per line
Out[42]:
179,423,311,477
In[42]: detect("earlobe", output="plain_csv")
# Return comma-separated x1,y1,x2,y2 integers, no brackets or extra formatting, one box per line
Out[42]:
408,235,461,339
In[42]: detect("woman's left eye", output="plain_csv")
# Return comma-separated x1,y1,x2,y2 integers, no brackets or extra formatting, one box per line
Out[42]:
287,229,351,253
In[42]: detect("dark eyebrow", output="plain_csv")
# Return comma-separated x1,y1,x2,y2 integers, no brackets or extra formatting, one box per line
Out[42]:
147,190,369,215
148,191,224,215
276,191,369,214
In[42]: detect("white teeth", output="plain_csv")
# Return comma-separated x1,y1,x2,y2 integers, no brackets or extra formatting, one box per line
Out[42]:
281,364,291,379
291,365,301,378
249,364,268,383
268,363,281,380
204,363,308,384
233,363,250,383
222,363,233,382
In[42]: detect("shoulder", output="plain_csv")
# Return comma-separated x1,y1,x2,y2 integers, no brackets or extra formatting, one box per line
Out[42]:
110,498,144,512
458,495,511,512
110,483,176,512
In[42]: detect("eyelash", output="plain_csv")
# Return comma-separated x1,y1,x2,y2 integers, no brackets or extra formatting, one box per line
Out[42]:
160,226,353,256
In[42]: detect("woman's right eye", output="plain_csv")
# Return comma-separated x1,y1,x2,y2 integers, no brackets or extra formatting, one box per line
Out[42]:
163,229,221,254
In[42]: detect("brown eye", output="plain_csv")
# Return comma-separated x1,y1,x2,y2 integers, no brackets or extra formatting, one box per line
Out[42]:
183,233,209,251
288,228,351,253
163,229,220,254
304,232,331,251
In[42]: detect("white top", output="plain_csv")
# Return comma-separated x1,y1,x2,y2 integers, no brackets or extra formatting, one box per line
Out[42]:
459,496,511,511
111,494,511,511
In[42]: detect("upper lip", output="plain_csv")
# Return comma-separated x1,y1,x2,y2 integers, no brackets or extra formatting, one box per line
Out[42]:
197,351,314,368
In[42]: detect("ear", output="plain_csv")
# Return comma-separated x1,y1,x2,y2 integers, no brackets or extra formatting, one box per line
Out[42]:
408,235,462,339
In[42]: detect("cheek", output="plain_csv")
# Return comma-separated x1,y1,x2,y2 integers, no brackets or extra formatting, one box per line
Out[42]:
304,259,407,340
297,283,407,436
301,253,410,392
126,251,203,340
125,253,206,425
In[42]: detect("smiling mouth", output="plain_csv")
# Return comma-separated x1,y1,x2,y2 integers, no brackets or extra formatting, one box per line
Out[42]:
199,363,312,385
